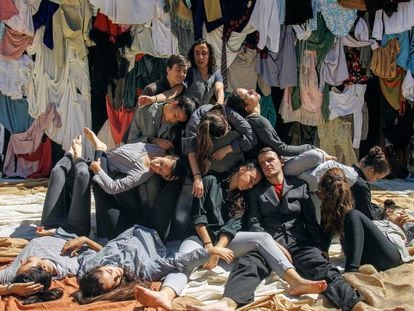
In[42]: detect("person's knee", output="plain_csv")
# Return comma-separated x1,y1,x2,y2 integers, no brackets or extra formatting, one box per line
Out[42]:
306,149,325,166
50,165,66,178
344,209,361,223
76,167,90,180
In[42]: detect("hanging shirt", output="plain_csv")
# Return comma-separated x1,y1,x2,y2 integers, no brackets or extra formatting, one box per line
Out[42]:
248,0,280,52
3,0,41,36
0,25,33,59
328,84,366,149
89,0,164,24
0,54,33,99
372,0,414,39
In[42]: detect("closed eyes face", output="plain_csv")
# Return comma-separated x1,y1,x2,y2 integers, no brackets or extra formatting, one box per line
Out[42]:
236,88,260,113
237,168,262,191
150,157,174,179
166,105,187,123
95,266,124,292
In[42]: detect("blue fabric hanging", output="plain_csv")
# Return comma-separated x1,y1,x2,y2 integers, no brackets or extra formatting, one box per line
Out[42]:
0,93,33,134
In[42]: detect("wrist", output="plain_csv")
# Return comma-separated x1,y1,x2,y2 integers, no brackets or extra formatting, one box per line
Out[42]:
6,283,13,294
193,172,201,178
203,241,213,248
153,95,158,103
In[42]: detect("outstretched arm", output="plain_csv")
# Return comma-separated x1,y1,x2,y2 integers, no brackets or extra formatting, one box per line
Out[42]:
138,84,185,106
61,236,102,257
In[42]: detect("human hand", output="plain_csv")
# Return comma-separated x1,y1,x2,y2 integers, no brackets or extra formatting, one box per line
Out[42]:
137,95,156,106
395,213,414,227
208,246,234,264
89,158,102,174
315,148,336,161
35,226,56,237
211,146,232,161
192,176,204,198
151,138,174,150
8,282,43,297
203,255,220,270
61,237,87,257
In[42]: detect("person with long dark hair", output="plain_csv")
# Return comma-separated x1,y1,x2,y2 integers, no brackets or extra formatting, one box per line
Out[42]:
69,225,233,305
185,38,224,105
0,227,87,291
318,168,405,272
183,104,257,198
9,267,63,305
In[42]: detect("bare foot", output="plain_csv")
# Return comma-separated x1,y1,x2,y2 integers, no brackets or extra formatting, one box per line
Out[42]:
207,246,234,264
83,127,107,152
67,145,75,158
36,226,57,237
72,135,83,160
134,285,173,311
287,278,327,296
283,268,327,296
187,299,237,311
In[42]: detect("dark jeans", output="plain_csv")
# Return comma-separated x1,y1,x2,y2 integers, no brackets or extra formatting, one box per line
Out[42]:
224,243,363,311
343,209,402,272
41,154,91,236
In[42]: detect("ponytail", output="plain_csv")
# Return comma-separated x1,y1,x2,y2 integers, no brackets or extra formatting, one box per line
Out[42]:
318,168,354,235
196,119,213,175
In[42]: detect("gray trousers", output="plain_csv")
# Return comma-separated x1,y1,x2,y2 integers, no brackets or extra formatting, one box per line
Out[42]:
283,149,325,176
162,231,293,295
41,154,91,236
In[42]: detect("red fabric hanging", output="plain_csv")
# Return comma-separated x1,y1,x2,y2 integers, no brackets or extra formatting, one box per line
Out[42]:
106,97,134,145
93,12,130,42
18,136,52,179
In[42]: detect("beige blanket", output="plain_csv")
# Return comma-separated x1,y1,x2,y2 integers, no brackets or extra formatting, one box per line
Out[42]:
343,263,414,310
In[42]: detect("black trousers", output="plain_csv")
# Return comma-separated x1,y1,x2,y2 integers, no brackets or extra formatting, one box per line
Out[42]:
224,243,363,311
223,251,271,305
94,172,179,241
93,180,142,239
343,209,401,272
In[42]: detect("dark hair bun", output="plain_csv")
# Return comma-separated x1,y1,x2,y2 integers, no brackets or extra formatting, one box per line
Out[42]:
369,146,384,159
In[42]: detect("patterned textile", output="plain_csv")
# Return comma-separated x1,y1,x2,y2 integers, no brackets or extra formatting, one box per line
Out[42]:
319,0,357,37
317,117,357,166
